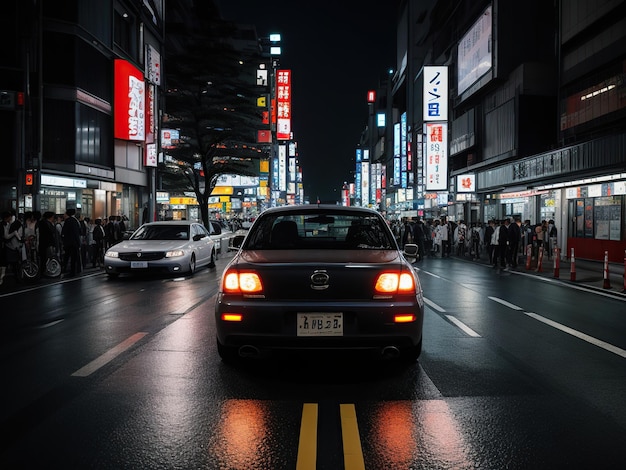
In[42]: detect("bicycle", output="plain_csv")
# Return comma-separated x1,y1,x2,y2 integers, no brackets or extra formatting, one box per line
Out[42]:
19,236,40,282
43,246,62,278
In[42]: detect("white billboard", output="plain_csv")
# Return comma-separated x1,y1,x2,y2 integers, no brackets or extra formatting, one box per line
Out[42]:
423,66,448,121
425,123,448,191
457,6,492,95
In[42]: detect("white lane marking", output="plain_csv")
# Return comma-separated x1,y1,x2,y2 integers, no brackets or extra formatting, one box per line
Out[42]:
445,315,481,337
523,311,626,359
488,296,524,310
37,319,64,329
424,297,446,312
420,271,443,279
71,332,148,377
509,270,626,301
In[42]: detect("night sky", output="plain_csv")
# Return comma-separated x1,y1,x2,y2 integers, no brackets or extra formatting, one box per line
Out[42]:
216,1,401,203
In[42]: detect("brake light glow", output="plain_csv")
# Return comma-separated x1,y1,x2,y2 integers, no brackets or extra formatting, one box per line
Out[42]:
221,313,243,322
394,314,416,323
223,271,263,294
374,272,415,294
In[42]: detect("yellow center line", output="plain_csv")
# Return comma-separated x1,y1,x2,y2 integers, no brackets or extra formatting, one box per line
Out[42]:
296,403,318,470
341,403,366,470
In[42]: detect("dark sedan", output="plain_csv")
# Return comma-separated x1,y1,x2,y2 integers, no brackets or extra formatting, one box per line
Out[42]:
215,204,424,363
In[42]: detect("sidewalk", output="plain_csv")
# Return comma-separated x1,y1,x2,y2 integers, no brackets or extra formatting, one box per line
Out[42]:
0,265,105,294
453,251,626,297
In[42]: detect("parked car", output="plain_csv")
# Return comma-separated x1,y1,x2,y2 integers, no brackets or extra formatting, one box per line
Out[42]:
215,204,424,363
104,220,216,277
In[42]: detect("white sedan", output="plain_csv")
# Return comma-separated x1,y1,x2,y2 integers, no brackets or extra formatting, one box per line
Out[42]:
104,220,216,277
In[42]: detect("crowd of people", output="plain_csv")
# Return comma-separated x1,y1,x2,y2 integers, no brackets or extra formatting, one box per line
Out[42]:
1,209,129,286
390,216,558,270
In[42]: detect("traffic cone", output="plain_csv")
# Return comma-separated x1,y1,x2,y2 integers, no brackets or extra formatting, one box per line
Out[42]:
570,248,576,281
623,250,626,294
603,251,611,289
536,246,544,272
553,247,560,278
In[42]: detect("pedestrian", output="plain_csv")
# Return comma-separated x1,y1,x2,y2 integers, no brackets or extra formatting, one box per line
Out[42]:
104,216,121,249
484,220,495,265
2,210,23,283
455,219,467,256
79,215,89,268
470,223,481,260
37,211,58,275
439,218,449,257
61,208,82,277
535,220,547,258
92,218,105,267
401,217,413,249
413,218,427,261
498,219,510,269
547,219,557,259
507,217,522,268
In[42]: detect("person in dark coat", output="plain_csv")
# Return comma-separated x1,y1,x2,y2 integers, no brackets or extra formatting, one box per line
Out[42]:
507,217,522,268
413,218,427,261
497,218,510,269
61,208,82,276
37,211,58,272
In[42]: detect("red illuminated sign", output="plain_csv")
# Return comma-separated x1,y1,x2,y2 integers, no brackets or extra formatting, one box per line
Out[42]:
276,70,291,140
367,90,376,103
114,59,145,141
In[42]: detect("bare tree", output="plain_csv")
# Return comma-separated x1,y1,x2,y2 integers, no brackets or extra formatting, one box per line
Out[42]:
162,0,269,229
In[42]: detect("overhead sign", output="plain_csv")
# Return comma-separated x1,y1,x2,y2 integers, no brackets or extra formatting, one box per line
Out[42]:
423,66,448,121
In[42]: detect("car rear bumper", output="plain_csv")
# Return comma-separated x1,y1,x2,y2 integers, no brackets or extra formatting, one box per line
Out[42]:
215,295,423,355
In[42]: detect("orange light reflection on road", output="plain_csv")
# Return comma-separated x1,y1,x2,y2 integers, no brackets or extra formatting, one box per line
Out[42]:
370,400,472,468
209,399,274,468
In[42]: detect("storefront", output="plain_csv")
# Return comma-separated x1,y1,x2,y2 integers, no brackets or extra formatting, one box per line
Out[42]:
32,174,143,230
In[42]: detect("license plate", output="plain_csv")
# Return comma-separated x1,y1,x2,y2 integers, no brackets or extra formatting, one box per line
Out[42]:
297,313,343,336
131,261,148,268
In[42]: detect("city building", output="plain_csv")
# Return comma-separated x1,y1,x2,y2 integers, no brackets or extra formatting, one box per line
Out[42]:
362,0,625,261
1,0,165,228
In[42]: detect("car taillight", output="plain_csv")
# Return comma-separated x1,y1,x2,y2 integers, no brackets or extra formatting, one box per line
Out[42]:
374,272,415,294
221,313,243,322
223,271,263,294
394,314,416,323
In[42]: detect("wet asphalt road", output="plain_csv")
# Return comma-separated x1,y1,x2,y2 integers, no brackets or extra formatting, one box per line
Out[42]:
1,253,625,469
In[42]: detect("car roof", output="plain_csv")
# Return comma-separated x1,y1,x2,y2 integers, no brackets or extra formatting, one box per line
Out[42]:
258,204,382,216
141,220,200,226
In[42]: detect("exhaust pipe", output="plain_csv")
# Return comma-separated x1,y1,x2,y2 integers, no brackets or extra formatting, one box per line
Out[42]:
381,345,401,359
238,345,260,358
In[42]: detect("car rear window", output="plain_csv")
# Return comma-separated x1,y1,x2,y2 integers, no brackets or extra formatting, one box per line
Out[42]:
243,213,395,250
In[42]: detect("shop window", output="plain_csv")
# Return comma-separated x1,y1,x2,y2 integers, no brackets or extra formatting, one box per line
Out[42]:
570,196,624,240
594,196,622,241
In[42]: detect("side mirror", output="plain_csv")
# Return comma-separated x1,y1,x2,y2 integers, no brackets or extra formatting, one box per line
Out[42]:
403,243,419,260
211,222,222,235
193,233,205,241
229,234,245,250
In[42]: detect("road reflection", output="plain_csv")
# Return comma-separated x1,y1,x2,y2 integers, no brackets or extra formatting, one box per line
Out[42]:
209,399,278,469
367,400,473,469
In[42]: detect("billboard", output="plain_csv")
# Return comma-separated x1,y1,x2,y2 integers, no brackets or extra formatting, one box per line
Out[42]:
457,6,492,96
456,174,475,192
425,123,448,191
114,59,145,141
423,66,448,121
276,70,292,140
